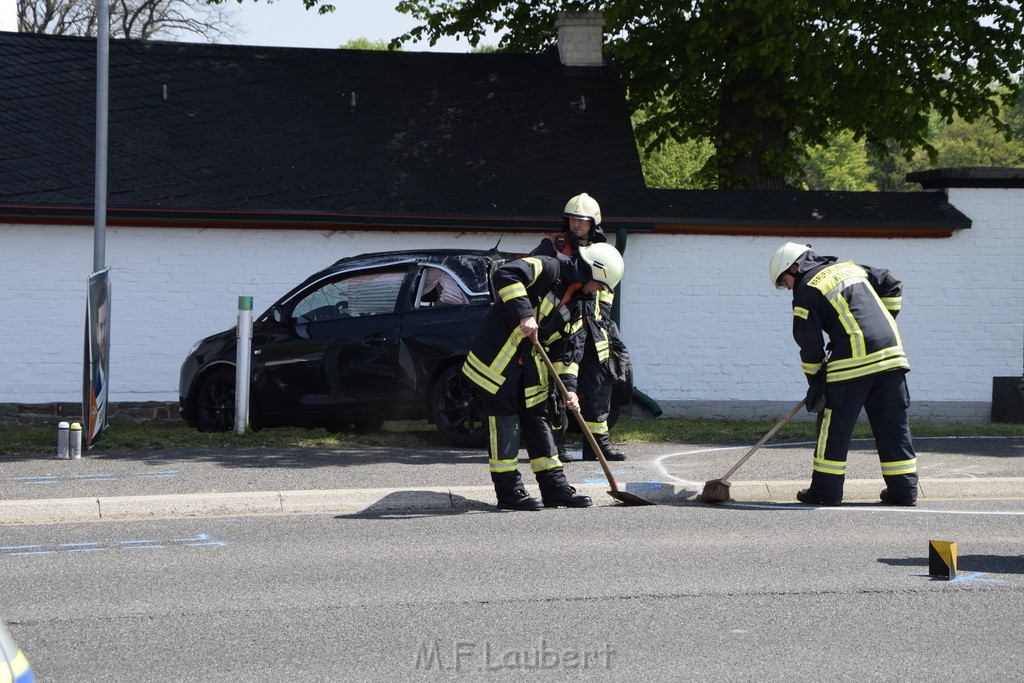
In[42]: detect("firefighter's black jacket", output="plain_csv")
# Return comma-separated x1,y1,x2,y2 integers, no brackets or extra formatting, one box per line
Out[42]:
790,251,910,384
531,228,614,362
462,255,586,401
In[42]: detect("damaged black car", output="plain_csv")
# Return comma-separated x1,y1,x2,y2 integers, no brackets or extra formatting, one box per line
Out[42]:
178,249,513,447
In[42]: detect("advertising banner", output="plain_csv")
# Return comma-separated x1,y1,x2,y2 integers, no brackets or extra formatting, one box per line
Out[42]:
83,269,111,447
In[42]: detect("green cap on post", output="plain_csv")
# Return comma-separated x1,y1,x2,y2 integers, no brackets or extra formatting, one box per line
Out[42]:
238,296,253,311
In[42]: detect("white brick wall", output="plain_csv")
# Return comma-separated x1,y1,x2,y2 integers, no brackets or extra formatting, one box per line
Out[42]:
2,186,1022,419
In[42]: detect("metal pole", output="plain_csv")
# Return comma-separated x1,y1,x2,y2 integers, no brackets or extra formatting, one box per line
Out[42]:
93,0,109,271
235,296,253,435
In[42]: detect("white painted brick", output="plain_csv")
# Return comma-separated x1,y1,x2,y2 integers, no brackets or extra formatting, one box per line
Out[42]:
2,190,1022,415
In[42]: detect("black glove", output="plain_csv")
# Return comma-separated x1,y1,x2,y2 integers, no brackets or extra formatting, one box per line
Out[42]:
547,386,567,429
805,385,826,414
805,363,827,413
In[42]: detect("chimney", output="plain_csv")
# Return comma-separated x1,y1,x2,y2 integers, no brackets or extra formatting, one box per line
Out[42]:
555,11,605,67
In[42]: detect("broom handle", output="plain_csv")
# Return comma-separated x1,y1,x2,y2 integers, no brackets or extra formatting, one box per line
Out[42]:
531,338,622,493
720,399,806,481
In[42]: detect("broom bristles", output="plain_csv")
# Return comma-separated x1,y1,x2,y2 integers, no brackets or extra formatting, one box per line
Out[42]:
701,479,732,504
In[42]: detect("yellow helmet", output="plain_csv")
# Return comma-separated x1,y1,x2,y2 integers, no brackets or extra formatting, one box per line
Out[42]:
579,243,624,289
769,242,811,289
564,192,602,226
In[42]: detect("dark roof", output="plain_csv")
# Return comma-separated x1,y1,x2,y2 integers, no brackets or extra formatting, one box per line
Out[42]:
0,31,973,235
643,188,972,234
907,167,1024,189
0,31,649,225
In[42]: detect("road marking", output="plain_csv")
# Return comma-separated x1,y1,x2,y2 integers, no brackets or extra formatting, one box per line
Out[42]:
7,470,179,486
0,533,228,557
9,476,59,485
727,502,1024,516
946,571,1005,584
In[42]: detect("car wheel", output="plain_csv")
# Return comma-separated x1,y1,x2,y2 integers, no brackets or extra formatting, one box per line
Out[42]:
195,367,235,432
431,363,487,448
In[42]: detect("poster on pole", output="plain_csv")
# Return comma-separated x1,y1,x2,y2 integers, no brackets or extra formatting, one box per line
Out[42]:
83,269,111,447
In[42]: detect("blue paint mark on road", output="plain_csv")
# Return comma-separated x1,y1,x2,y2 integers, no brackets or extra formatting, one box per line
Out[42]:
1,533,228,557
624,482,665,491
8,470,179,486
949,571,1006,584
10,476,58,485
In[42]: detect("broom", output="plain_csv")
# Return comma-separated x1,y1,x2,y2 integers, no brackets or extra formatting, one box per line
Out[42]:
700,399,805,504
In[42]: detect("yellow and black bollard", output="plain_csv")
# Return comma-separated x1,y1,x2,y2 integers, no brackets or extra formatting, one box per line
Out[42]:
928,540,958,580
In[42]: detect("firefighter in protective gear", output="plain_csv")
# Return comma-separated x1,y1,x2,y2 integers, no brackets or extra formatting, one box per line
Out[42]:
772,242,919,506
462,253,612,510
531,193,628,462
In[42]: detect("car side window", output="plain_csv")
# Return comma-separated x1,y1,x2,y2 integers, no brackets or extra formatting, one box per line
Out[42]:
292,269,406,322
417,266,469,308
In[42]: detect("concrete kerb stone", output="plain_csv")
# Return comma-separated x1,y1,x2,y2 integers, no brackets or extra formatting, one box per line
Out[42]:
0,497,101,525
98,491,283,520
2,478,1022,525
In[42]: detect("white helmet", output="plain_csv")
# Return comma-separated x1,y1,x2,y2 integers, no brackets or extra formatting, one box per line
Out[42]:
564,192,602,226
579,243,624,290
769,242,811,289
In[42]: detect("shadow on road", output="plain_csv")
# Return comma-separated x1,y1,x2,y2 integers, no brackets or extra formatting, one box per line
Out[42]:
879,554,1024,575
333,490,492,519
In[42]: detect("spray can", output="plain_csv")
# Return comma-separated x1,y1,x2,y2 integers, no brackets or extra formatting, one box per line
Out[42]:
70,422,83,459
57,421,70,459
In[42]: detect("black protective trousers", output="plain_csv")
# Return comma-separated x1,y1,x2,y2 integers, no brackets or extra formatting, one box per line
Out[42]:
577,335,614,433
550,334,614,457
481,355,561,483
809,369,919,502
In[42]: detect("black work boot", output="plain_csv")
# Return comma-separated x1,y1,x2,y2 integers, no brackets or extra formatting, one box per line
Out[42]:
537,468,593,508
796,488,841,506
492,473,543,511
879,488,917,506
581,432,626,461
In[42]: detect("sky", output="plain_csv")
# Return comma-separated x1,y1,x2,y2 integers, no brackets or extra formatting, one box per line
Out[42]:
0,0,499,53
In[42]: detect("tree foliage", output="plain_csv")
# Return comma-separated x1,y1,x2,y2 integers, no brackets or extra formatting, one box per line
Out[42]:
17,0,239,41
381,0,1024,189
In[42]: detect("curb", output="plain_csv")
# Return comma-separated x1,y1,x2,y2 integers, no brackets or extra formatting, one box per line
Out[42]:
1,478,1021,525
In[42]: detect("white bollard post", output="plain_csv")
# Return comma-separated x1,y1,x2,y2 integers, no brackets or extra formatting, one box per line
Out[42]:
234,296,253,436
57,421,70,459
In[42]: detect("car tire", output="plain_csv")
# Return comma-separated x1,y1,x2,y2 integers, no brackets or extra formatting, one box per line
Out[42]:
431,363,487,448
195,367,235,432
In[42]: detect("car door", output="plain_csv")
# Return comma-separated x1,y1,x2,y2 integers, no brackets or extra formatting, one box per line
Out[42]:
254,265,409,418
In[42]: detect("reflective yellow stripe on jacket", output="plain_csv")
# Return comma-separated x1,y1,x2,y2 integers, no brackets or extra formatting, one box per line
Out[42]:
463,327,524,395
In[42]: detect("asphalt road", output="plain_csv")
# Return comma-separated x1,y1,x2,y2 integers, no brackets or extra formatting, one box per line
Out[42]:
3,436,1023,680
3,500,1023,681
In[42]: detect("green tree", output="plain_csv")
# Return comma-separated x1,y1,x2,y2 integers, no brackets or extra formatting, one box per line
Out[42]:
866,90,1024,190
803,131,877,192
376,1,1024,190
633,112,714,190
341,38,397,51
